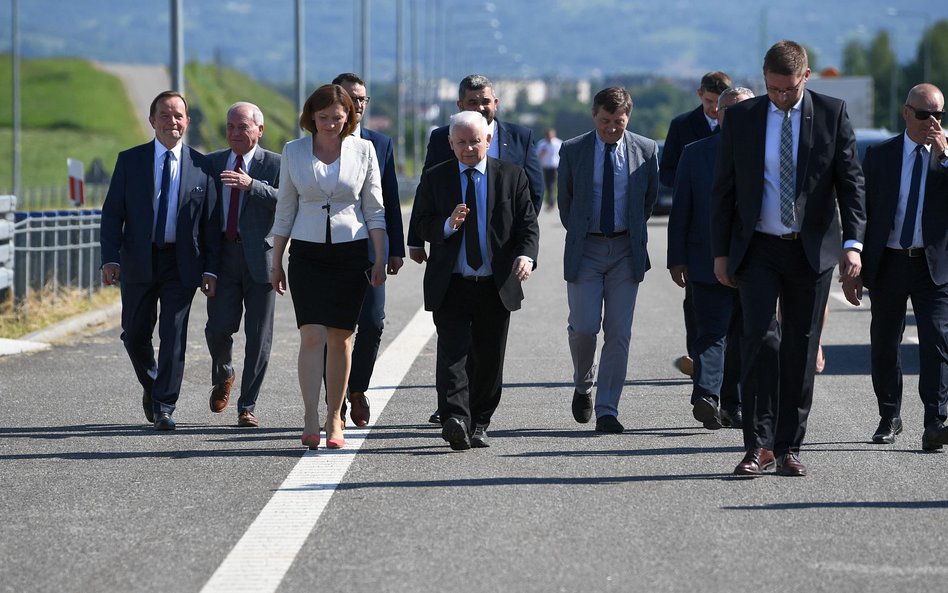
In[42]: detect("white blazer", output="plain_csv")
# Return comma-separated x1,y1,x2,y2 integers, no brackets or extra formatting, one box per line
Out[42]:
271,135,385,242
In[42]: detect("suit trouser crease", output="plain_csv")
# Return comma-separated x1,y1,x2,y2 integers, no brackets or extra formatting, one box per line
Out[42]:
432,277,511,431
205,240,275,412
349,282,386,393
870,251,948,426
567,235,640,418
736,234,831,454
690,281,742,409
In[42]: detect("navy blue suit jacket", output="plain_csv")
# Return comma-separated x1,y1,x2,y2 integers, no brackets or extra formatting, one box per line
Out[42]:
667,134,720,285
361,127,406,258
660,105,715,189
861,134,948,290
101,141,220,286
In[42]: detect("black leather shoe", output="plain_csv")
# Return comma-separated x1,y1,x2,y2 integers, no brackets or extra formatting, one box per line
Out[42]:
154,413,176,431
428,410,441,424
922,421,946,452
142,387,154,424
441,417,471,450
692,395,723,430
871,417,903,444
595,414,624,433
471,426,490,448
720,407,743,429
572,390,593,424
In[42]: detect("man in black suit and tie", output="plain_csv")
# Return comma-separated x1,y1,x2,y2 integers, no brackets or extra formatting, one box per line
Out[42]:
332,73,406,427
205,102,280,428
712,41,866,476
412,111,539,450
667,87,754,431
842,83,948,451
101,91,221,431
661,71,731,378
409,73,543,424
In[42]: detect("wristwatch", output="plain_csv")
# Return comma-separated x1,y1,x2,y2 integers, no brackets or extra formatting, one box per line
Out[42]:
939,148,948,164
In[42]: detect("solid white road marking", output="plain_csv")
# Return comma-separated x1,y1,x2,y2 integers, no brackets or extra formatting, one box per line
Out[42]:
201,306,435,593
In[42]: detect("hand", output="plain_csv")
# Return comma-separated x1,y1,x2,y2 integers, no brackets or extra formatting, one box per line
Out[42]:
270,265,286,295
714,256,735,288
409,246,428,264
926,116,947,154
370,261,386,287
669,265,688,288
201,274,216,298
512,256,533,282
841,276,863,306
839,249,862,280
387,256,404,275
220,167,253,192
449,203,470,230
101,263,121,286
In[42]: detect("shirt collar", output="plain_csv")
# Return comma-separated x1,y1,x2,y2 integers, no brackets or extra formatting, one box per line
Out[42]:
594,131,625,152
154,138,182,161
458,157,488,176
769,94,803,115
704,111,718,130
902,131,931,155
351,122,363,137
232,144,257,166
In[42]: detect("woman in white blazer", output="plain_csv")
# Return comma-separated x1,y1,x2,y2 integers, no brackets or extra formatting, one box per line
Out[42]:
270,84,386,450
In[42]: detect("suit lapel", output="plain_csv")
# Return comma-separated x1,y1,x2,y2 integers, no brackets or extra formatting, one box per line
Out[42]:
796,90,814,199
338,138,359,195
579,132,596,202
494,121,506,160
879,136,904,231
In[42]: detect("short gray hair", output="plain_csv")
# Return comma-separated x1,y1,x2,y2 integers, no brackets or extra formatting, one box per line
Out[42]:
718,87,755,109
449,111,488,137
228,101,264,125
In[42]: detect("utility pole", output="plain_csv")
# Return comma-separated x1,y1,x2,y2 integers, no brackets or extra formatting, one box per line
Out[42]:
396,0,405,173
11,0,21,198
295,0,305,138
170,0,184,92
360,0,370,120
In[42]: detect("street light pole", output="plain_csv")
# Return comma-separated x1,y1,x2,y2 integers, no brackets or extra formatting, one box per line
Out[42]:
170,0,184,92
295,0,305,138
11,0,21,198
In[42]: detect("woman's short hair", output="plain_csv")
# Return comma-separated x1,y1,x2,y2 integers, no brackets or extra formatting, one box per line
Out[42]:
299,84,357,137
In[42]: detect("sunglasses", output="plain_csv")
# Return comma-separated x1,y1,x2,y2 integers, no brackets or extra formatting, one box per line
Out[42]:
906,104,944,121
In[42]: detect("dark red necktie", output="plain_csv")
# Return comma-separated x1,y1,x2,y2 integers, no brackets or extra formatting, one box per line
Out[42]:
225,154,243,241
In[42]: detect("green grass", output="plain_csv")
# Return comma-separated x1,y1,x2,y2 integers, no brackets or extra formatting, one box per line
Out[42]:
0,56,146,193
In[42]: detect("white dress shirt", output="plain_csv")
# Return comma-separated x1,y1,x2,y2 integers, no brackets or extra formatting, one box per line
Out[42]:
757,98,802,235
153,138,182,244
887,133,932,249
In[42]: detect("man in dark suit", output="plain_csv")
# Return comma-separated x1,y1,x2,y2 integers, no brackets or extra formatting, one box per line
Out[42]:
204,102,280,428
101,90,221,431
332,73,406,427
558,87,659,434
409,73,543,424
413,111,539,450
661,71,731,379
842,83,948,451
712,41,866,476
667,87,754,431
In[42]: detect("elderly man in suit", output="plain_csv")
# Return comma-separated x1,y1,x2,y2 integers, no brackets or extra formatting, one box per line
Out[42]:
843,83,948,451
558,87,659,434
661,71,731,379
413,110,539,450
204,102,280,428
667,87,754,431
332,73,406,427
410,73,543,424
712,41,866,476
101,90,221,431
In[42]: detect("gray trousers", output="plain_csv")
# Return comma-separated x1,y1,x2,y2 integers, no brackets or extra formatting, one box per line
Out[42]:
566,234,640,418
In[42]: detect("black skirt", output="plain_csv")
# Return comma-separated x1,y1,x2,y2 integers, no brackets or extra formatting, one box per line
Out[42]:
288,238,371,330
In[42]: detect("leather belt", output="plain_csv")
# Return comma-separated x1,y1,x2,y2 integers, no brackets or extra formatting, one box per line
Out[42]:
887,247,924,258
588,230,629,239
454,273,493,283
776,232,800,240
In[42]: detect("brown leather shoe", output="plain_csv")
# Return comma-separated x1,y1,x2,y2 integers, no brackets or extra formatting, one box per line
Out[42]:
237,410,259,428
349,391,370,427
733,447,776,476
775,452,807,477
210,372,235,413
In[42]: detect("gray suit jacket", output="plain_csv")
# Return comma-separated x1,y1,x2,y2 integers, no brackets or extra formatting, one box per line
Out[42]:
557,130,659,283
208,147,280,284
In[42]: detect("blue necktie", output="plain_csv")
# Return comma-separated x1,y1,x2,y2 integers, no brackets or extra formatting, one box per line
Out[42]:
899,145,924,249
464,168,482,270
600,143,616,234
155,150,171,247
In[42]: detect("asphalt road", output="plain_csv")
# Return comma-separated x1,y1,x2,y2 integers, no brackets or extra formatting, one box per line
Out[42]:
2,209,946,593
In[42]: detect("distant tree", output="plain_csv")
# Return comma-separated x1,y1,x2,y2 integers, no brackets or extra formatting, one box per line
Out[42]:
903,19,948,96
868,31,898,129
842,39,869,76
801,43,820,71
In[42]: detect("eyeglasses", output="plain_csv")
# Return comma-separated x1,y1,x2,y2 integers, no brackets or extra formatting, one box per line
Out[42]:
765,82,803,96
351,96,371,104
905,104,944,122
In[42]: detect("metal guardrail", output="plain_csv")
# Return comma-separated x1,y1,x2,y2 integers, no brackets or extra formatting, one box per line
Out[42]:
10,184,108,212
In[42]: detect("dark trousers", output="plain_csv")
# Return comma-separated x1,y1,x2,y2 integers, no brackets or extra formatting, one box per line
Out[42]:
690,281,742,410
205,239,275,412
432,275,511,432
542,168,557,207
349,281,386,393
121,246,196,415
736,233,832,455
683,282,697,357
870,250,948,427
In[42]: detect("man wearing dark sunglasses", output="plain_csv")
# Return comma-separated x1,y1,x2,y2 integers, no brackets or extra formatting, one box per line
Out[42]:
842,83,948,451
